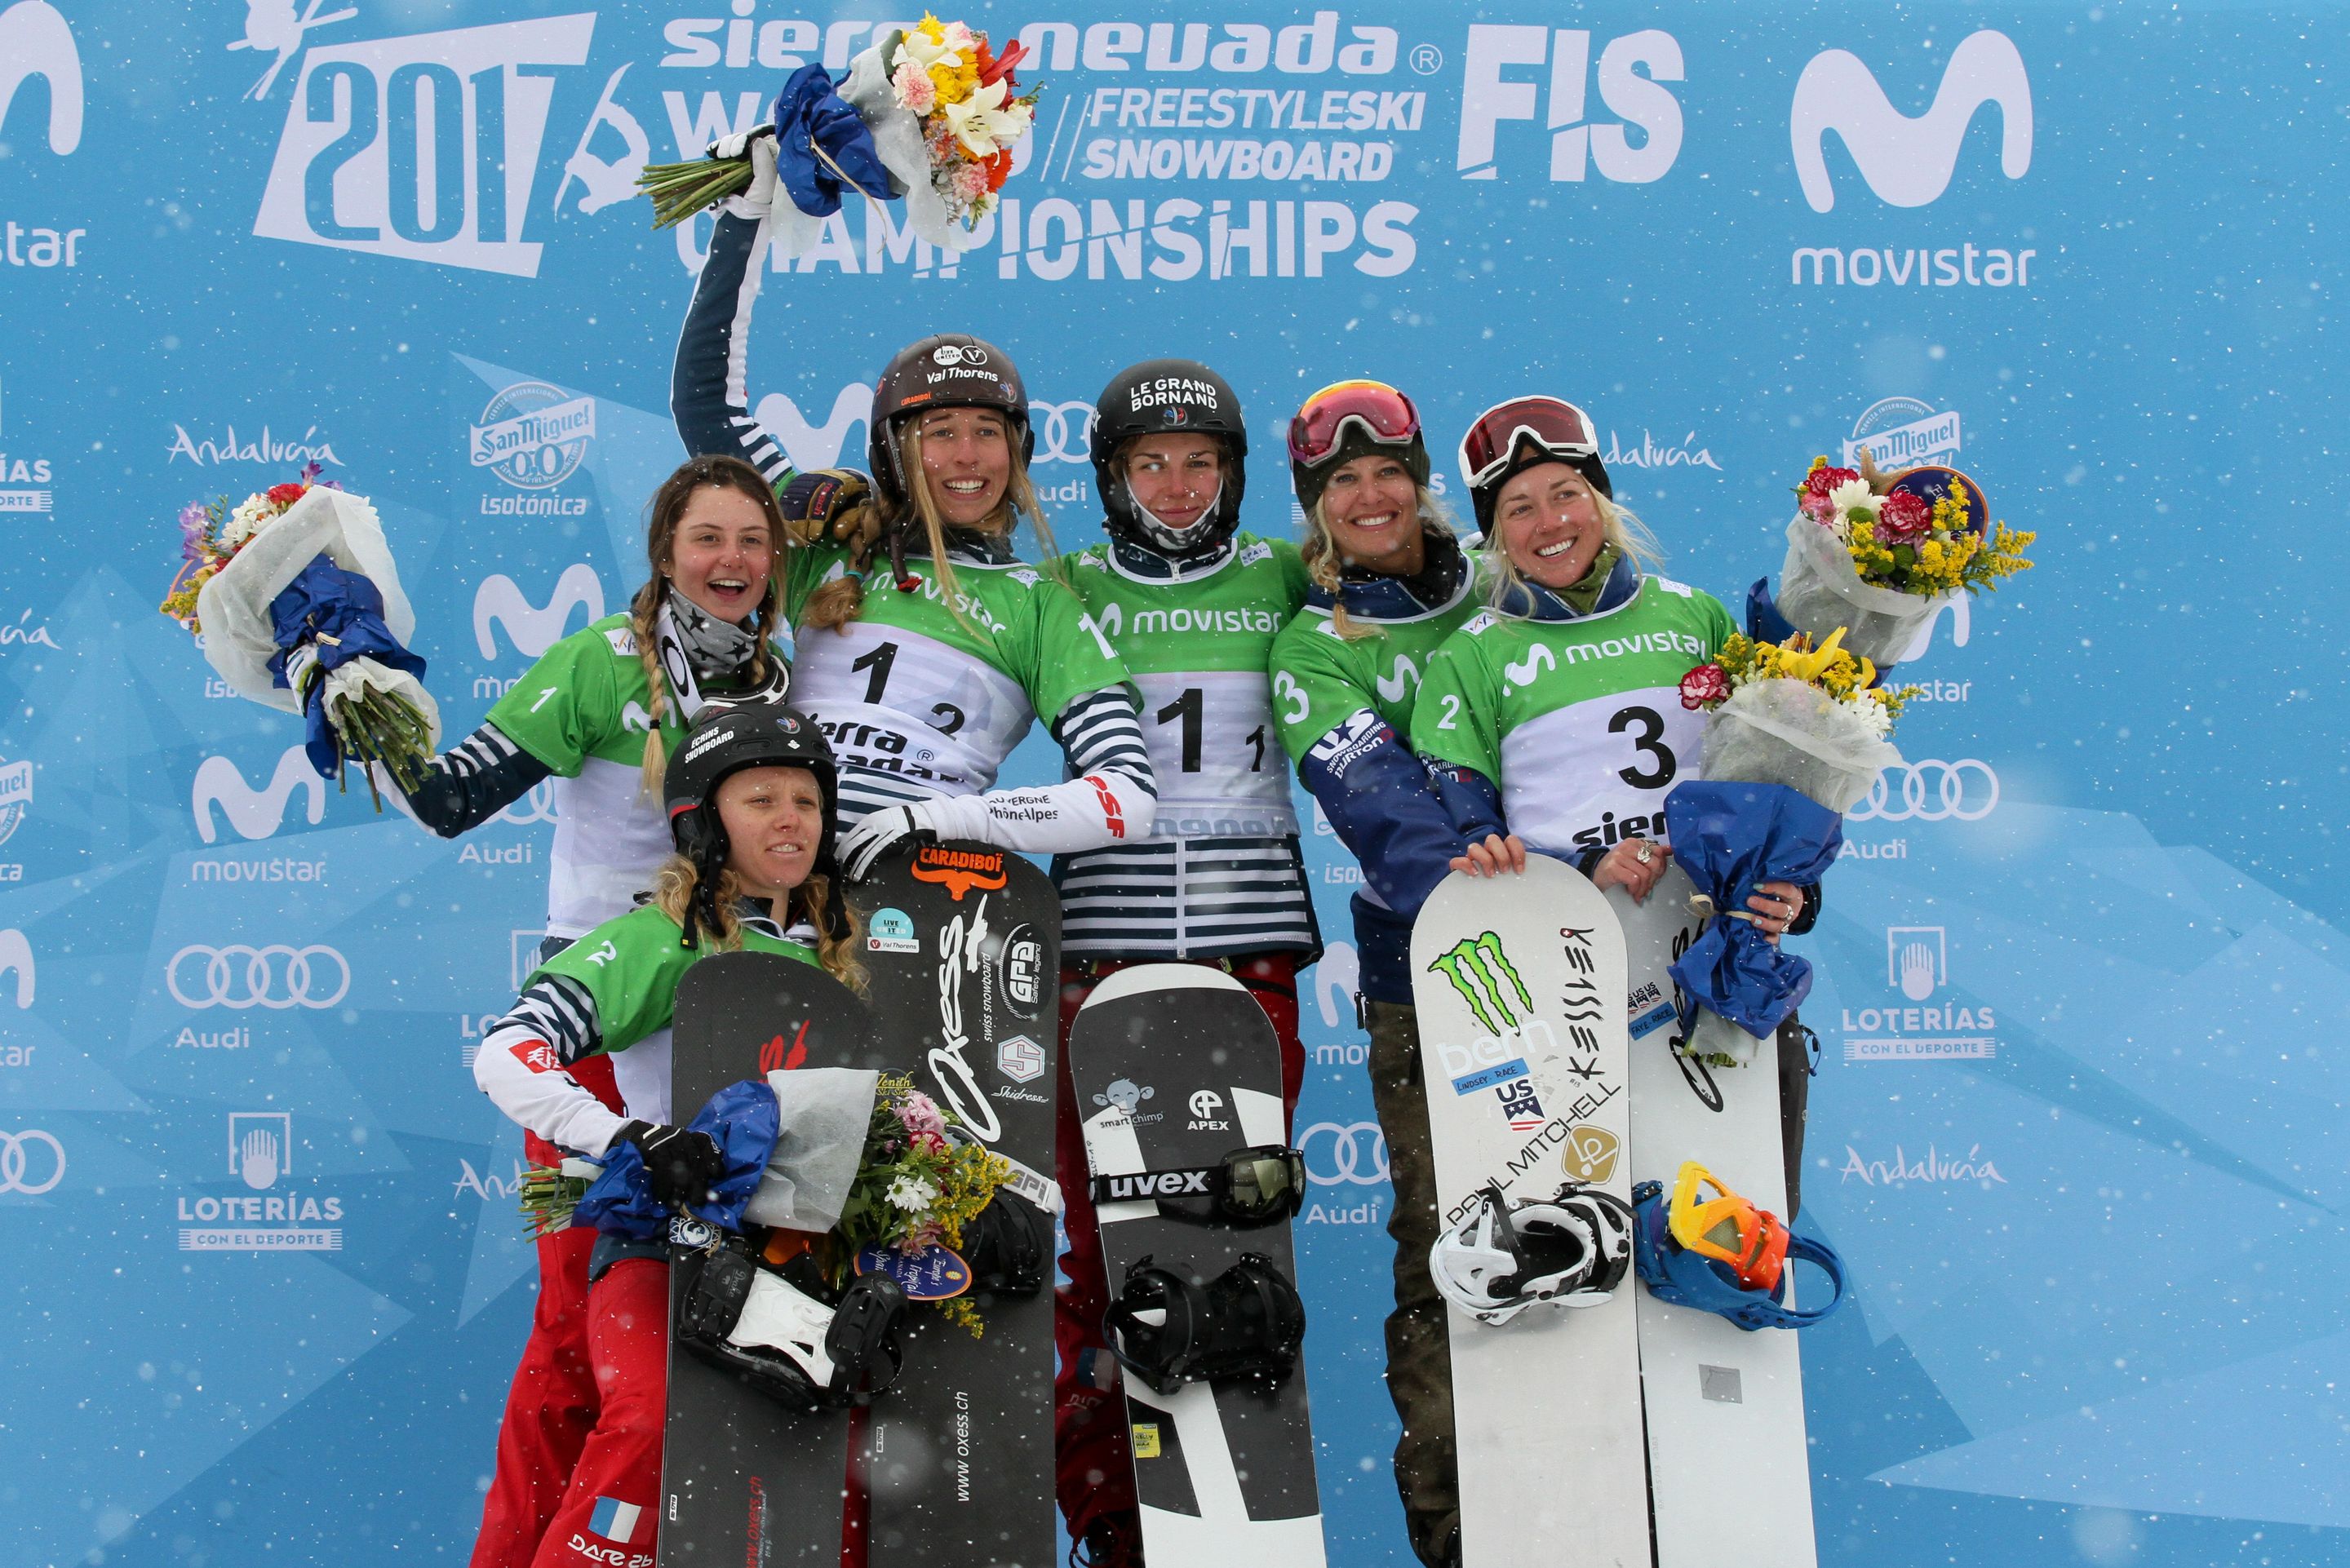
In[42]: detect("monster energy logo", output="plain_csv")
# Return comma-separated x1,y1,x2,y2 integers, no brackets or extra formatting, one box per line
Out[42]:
1428,932,1534,1034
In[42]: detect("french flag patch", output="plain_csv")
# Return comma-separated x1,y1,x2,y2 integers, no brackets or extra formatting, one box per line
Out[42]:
588,1496,641,1543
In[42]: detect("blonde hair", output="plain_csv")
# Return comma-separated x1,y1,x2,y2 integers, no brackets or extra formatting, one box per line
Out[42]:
1297,482,1459,642
802,421,1063,636
631,457,788,800
652,855,867,994
1482,484,1663,617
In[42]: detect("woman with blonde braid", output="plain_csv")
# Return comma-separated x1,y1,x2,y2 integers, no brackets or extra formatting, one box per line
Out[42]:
383,453,789,1568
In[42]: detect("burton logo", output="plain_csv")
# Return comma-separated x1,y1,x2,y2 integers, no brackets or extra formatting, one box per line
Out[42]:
911,844,1009,902
1428,931,1532,1034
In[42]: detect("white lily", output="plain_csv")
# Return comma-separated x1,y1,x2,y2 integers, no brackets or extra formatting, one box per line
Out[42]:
942,77,1030,158
893,26,965,78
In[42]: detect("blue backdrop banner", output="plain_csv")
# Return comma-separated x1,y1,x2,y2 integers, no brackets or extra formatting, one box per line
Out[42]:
2,2,2345,1565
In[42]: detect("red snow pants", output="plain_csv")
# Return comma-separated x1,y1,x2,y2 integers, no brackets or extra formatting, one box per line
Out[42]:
1051,953,1306,1550
524,1255,669,1568
470,1053,626,1568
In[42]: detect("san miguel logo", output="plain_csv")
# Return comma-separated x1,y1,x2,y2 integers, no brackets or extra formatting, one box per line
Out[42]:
911,844,1008,902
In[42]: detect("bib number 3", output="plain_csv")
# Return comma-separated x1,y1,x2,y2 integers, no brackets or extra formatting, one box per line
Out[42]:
1609,704,1676,790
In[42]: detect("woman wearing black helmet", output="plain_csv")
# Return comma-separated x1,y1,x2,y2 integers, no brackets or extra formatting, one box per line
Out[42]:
1045,359,1315,1566
672,174,1157,878
470,703,861,1568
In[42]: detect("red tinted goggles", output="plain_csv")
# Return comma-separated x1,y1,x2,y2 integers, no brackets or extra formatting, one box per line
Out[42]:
1460,396,1600,489
1288,380,1421,467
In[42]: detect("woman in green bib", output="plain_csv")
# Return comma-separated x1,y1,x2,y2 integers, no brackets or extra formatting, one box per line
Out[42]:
471,704,861,1568
671,162,1159,877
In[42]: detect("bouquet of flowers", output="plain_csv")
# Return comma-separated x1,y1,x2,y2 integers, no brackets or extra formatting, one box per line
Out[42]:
160,468,439,808
1658,631,1918,1070
832,1074,1012,1335
639,12,1037,250
535,1069,1013,1336
1768,457,2035,666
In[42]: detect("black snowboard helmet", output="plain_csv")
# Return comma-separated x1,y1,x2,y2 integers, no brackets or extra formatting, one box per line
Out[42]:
1090,358,1248,560
663,703,840,947
867,333,1035,514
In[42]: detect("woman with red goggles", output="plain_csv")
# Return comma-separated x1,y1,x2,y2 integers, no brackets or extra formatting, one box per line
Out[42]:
1411,392,1821,1188
1266,379,1513,1568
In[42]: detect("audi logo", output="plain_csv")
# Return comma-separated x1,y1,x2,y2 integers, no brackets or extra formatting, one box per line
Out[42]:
1850,759,1999,822
1027,400,1095,464
167,944,352,1010
1299,1120,1389,1186
0,1128,64,1194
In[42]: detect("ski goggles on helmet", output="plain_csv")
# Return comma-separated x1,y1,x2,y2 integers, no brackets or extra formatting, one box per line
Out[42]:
1666,1161,1790,1292
1459,396,1601,489
1090,1144,1306,1226
1287,380,1421,468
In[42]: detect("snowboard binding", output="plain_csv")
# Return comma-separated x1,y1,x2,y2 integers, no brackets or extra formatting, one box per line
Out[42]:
958,1188,1052,1296
1430,1179,1637,1326
1104,1251,1307,1393
676,1236,910,1409
1088,1143,1308,1228
1631,1165,1847,1332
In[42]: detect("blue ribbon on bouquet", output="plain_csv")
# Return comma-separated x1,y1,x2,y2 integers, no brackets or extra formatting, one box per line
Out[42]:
1663,780,1843,1039
264,556,428,779
773,64,893,219
575,1078,782,1240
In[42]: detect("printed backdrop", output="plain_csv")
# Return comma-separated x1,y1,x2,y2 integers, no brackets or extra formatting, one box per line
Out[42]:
3,2,2345,1565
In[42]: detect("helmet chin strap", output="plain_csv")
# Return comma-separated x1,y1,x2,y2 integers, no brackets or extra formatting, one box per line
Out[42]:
1131,482,1228,556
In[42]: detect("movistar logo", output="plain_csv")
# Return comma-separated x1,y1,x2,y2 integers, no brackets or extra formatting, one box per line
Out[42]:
1428,931,1532,1034
473,564,604,659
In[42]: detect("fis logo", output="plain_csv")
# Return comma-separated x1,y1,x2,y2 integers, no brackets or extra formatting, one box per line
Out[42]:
752,383,871,472
0,1,82,156
1790,32,2032,212
473,564,604,659
253,14,597,277
193,746,326,844
1428,931,1532,1035
1457,25,1684,184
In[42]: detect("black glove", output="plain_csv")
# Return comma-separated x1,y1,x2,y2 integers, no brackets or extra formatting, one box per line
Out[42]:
618,1120,725,1210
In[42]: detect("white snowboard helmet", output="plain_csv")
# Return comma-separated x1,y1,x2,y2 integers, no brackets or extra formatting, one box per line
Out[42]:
1430,1180,1635,1326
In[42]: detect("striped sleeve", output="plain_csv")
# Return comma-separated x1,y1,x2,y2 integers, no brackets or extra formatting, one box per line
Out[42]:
392,720,552,838
672,204,797,486
1053,688,1159,799
472,975,631,1155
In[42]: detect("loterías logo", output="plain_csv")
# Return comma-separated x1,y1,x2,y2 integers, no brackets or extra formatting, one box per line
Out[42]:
251,12,596,276
1790,31,2032,213
0,0,81,156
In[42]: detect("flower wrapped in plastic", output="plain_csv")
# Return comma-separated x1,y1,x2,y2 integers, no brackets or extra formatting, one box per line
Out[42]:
546,1069,1014,1336
1665,630,1914,1067
162,470,439,808
638,12,1037,252
1758,458,2034,667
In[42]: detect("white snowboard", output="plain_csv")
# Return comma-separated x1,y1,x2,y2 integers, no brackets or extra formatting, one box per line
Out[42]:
1411,858,1646,1568
1614,864,1818,1568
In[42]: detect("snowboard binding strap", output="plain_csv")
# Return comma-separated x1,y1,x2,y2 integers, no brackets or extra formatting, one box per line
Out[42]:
1631,1172,1847,1332
1430,1179,1637,1326
676,1238,910,1409
958,1188,1052,1296
1104,1251,1307,1393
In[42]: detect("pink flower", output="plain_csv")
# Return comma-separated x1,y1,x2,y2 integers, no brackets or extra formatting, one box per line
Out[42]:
893,60,937,114
1876,490,1933,541
1802,464,1859,499
949,160,988,204
911,1130,948,1157
895,1091,947,1138
1678,662,1730,711
1798,489,1836,523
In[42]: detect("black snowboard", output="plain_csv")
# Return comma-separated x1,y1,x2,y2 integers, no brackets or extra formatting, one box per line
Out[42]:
1066,966,1326,1566
845,842,1062,1568
661,950,886,1566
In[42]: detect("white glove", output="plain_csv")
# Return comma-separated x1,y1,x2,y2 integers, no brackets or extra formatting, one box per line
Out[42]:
716,126,780,215
282,642,321,708
837,803,935,883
